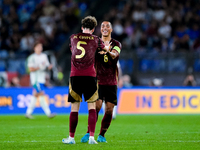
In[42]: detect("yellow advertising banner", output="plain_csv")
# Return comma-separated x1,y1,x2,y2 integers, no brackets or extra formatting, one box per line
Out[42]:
118,89,200,114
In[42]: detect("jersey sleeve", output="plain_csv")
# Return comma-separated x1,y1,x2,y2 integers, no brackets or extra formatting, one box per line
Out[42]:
27,55,35,68
45,54,50,67
113,41,122,54
69,34,75,52
39,54,50,71
69,37,72,51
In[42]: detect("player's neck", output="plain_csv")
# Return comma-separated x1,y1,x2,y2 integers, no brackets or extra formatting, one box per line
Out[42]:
101,36,111,42
83,31,92,34
35,52,41,55
82,28,93,34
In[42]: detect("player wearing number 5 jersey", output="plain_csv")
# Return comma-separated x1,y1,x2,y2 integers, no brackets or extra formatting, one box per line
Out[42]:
62,16,110,145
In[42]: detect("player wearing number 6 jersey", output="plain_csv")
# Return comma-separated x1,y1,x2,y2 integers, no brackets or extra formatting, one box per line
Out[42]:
81,21,122,143
62,16,110,145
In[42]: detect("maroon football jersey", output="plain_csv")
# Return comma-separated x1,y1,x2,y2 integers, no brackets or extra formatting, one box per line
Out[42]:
70,33,105,77
96,38,122,85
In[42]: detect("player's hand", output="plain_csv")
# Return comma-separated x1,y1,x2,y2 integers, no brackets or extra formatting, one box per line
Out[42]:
29,67,40,72
48,64,53,70
104,41,112,52
104,41,109,46
98,51,107,55
104,41,112,46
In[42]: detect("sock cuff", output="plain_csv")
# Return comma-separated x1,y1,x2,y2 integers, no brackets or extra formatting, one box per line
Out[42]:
70,112,78,116
105,113,112,117
69,136,74,139
89,109,96,113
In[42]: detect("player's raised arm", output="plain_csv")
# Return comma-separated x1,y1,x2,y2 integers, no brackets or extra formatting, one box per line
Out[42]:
108,43,121,59
98,40,111,54
106,42,120,59
99,41,121,59
99,21,121,59
107,50,119,59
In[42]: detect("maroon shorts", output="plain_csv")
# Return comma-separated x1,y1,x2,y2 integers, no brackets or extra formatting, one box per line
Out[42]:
98,85,117,105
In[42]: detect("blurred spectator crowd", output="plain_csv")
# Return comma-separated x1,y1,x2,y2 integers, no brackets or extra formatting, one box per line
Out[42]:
0,0,88,56
1,0,200,87
95,0,200,54
0,0,89,87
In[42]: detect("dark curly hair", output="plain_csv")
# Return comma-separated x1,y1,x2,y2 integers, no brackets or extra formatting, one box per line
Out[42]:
33,41,42,48
81,16,97,30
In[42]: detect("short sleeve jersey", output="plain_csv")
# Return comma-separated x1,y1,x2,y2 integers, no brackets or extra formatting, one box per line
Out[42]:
27,53,50,85
70,33,105,77
96,38,122,85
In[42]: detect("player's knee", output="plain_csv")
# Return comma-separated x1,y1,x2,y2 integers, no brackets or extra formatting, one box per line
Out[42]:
105,108,113,115
96,101,102,112
96,105,101,113
34,93,39,97
39,91,44,96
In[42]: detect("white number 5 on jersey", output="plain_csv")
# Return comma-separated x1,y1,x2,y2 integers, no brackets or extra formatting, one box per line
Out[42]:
76,41,87,59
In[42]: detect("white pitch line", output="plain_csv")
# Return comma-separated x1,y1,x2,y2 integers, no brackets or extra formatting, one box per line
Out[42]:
179,132,200,133
15,125,67,128
1,141,60,143
110,140,200,143
5,132,200,138
106,132,200,135
7,133,87,138
1,140,200,143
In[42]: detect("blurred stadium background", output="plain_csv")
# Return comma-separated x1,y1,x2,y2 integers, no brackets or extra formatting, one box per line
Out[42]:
1,0,200,113
1,0,200,87
1,1,200,149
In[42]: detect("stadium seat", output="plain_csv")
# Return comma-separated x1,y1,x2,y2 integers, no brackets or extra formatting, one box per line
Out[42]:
151,59,166,72
119,59,134,74
7,59,26,74
0,50,9,58
6,72,18,84
139,59,152,72
19,74,30,87
194,59,200,72
168,58,186,72
0,61,6,71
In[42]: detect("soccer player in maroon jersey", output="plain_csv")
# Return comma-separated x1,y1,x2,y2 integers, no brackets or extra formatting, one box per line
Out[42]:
62,16,110,144
81,21,122,143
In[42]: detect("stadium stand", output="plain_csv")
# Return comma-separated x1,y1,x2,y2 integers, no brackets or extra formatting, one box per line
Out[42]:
1,0,200,86
0,0,92,86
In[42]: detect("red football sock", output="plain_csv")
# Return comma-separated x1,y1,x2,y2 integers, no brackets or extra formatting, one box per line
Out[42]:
86,125,89,133
87,108,99,133
99,113,112,137
69,112,78,138
88,109,97,136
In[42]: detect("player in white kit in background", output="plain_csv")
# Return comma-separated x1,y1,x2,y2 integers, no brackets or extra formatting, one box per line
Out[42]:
25,41,56,119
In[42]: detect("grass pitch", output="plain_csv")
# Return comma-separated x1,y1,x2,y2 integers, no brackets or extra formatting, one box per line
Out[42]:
1,114,200,150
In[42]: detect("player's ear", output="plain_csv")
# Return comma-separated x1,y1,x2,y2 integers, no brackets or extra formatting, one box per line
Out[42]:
81,27,83,30
110,28,113,32
92,28,95,33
